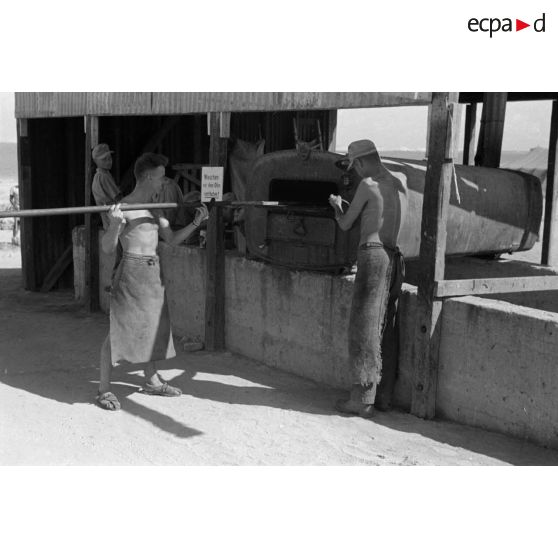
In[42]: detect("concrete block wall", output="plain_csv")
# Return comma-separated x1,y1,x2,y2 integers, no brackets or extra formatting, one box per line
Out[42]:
436,296,558,447
72,228,558,449
222,254,354,387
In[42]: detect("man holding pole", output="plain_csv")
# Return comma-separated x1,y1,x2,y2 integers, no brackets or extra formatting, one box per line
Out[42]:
329,140,407,417
96,152,209,411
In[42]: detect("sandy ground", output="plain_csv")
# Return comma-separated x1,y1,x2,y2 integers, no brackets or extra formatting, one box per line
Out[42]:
2,240,558,465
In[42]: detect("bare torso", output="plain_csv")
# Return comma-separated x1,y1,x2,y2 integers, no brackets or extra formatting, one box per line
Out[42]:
337,168,408,247
118,207,160,256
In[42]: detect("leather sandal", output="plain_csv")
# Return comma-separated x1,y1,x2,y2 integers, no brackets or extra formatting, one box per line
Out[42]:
95,391,121,411
141,382,182,397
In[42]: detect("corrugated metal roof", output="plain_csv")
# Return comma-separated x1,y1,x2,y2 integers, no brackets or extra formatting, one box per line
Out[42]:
15,92,433,118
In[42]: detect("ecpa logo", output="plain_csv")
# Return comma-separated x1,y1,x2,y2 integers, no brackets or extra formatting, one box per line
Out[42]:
468,13,546,37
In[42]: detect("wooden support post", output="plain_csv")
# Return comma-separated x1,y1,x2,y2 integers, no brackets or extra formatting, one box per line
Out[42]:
204,204,225,350
17,118,36,290
84,115,100,312
462,103,477,165
475,93,507,167
209,112,229,167
327,110,337,152
411,92,458,420
541,100,558,266
424,104,432,159
204,112,228,350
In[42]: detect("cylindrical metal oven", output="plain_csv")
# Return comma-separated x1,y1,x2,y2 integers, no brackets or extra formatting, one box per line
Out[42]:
244,150,543,271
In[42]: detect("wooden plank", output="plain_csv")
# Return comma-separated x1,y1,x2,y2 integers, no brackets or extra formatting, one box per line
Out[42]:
17,118,37,291
475,93,507,168
411,92,458,420
541,100,558,266
40,244,73,293
84,115,100,312
462,103,477,165
460,92,558,104
435,275,558,298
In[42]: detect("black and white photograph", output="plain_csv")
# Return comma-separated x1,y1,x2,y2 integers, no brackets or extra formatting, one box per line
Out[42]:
1,1,557,557
2,91,558,466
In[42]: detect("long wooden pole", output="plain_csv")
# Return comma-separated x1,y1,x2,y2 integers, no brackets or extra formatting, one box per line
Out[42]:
0,200,322,219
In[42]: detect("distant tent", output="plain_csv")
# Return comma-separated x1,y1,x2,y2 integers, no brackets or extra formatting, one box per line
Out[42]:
501,147,548,190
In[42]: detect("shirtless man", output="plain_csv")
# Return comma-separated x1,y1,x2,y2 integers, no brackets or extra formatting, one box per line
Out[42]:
329,139,408,417
96,152,209,411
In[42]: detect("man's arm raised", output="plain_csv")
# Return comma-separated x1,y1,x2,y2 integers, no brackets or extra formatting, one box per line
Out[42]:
158,204,209,246
101,204,125,254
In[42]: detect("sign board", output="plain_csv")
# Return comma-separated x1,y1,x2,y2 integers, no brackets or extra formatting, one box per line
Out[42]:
201,167,224,202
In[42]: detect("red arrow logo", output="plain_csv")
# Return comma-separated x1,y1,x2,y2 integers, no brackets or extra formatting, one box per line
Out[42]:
516,19,530,31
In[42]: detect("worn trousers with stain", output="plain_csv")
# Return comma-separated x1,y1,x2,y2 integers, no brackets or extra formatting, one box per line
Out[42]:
348,242,404,407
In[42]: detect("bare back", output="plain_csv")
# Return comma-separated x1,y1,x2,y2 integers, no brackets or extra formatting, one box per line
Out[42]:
340,168,407,247
119,208,160,256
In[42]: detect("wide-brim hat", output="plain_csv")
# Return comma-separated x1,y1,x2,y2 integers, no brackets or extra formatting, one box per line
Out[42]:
92,143,114,160
337,139,378,170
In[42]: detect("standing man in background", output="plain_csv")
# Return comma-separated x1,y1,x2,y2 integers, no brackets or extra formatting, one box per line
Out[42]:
329,140,408,417
91,143,122,230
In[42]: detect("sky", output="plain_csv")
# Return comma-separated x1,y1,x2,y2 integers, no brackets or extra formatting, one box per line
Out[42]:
336,101,553,152
0,92,16,142
0,92,553,152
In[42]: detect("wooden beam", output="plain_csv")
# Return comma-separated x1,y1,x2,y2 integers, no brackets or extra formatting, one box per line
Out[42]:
462,103,477,165
411,92,459,420
40,244,73,293
84,115,100,312
541,100,558,266
17,118,36,290
435,275,558,298
475,93,507,167
460,92,558,104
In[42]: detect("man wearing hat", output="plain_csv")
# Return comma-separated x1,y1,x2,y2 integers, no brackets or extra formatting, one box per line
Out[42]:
329,139,408,417
92,143,123,229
